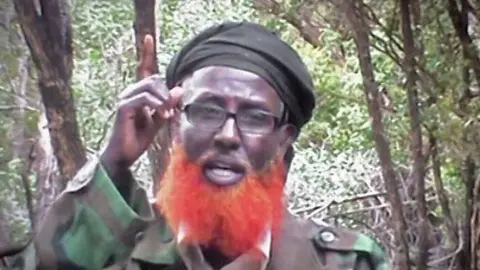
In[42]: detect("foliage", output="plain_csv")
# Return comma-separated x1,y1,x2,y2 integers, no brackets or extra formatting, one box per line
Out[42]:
72,0,137,150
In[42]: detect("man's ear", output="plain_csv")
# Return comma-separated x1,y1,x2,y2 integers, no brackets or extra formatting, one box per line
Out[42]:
278,124,297,157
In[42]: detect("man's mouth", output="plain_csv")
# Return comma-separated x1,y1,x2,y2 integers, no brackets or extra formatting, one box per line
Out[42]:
203,160,246,186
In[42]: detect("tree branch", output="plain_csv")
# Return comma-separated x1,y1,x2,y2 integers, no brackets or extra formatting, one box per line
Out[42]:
447,0,480,86
429,133,458,245
292,191,387,215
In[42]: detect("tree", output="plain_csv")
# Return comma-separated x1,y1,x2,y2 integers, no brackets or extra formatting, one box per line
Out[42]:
0,0,68,255
253,0,480,269
132,0,171,193
338,1,410,268
13,0,86,184
399,0,428,268
3,0,480,268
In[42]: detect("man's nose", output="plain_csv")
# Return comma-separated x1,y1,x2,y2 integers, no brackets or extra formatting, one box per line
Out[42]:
213,117,241,150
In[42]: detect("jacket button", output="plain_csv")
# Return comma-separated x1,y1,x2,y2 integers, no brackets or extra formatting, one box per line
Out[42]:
320,231,336,243
135,232,144,244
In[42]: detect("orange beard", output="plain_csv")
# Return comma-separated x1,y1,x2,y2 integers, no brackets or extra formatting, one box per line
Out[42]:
155,145,286,258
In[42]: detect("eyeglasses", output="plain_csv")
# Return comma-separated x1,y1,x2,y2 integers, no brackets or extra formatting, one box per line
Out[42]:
181,103,281,135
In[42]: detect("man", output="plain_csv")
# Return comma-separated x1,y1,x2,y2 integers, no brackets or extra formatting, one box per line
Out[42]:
2,21,388,270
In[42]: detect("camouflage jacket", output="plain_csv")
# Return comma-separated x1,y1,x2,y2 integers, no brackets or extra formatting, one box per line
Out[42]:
1,156,389,270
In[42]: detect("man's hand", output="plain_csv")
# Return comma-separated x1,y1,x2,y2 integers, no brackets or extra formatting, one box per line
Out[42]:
101,34,183,174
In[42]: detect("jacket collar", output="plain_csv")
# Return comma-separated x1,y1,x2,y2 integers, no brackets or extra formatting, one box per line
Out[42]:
130,210,321,269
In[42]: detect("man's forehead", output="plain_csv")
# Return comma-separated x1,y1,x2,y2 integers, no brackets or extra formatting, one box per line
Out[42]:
180,66,284,111
184,66,268,86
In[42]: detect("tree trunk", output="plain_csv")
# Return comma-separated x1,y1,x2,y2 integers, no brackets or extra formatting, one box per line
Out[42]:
0,0,63,258
445,1,480,268
399,1,428,269
0,209,12,254
430,133,461,266
133,0,171,194
0,0,30,245
464,156,475,270
134,0,159,79
8,41,37,232
13,0,86,184
339,0,410,268
32,109,63,227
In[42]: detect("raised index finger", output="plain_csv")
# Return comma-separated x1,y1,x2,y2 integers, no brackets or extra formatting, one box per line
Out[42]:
138,34,155,79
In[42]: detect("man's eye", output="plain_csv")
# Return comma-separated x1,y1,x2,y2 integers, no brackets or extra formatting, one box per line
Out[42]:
197,106,222,119
240,111,272,126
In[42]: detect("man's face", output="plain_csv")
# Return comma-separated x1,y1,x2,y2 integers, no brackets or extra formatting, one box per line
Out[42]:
158,66,296,257
174,66,295,185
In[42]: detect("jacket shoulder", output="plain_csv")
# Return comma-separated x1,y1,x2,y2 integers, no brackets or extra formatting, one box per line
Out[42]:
303,218,389,270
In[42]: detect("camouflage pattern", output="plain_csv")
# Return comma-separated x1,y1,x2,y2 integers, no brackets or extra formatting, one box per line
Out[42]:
1,156,389,270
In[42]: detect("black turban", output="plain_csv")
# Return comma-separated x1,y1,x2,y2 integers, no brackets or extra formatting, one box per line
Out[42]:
165,21,316,130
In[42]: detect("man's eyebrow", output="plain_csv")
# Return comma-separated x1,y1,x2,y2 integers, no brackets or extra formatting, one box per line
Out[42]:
192,91,225,104
183,87,215,101
238,100,272,112
189,90,280,114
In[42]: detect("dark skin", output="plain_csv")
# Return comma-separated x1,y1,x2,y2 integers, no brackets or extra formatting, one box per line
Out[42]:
176,66,296,185
101,35,296,187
